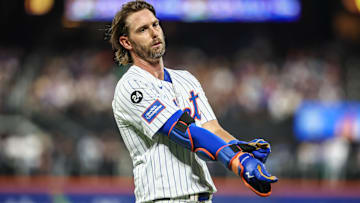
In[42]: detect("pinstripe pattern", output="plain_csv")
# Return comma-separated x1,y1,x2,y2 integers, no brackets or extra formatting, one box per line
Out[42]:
112,65,217,203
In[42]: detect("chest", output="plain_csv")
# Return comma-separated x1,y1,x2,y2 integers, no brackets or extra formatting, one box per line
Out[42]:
155,79,202,122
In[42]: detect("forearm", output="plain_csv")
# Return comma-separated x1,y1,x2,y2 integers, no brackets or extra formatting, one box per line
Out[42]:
201,120,236,143
201,119,271,163
158,111,277,197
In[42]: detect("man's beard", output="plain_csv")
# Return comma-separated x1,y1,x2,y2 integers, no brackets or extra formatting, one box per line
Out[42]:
130,37,166,62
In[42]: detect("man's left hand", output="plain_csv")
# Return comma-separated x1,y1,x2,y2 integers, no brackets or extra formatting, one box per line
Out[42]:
229,139,271,163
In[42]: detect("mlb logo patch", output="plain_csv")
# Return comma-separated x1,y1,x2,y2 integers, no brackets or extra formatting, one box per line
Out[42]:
142,100,166,124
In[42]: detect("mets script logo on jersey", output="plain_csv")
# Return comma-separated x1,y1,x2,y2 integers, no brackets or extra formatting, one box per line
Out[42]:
183,90,201,121
142,100,166,124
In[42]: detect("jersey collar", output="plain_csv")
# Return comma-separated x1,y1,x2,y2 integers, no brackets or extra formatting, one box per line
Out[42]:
131,65,173,84
163,68,172,83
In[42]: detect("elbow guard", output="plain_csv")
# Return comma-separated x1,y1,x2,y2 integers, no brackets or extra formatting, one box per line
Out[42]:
166,111,195,151
160,111,225,161
167,111,216,161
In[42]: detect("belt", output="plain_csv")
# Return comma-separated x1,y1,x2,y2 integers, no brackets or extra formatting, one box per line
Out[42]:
154,192,212,202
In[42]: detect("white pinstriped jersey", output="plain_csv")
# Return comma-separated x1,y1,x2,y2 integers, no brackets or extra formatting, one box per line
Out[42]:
112,65,217,203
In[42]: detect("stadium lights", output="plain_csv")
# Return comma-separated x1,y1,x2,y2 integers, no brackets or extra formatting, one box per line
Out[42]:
24,0,54,16
342,0,360,14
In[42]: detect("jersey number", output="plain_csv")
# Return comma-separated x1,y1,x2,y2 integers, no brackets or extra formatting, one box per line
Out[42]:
131,91,143,103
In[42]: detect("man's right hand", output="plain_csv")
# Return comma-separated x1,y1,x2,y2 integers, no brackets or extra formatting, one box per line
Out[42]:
216,144,277,197
231,151,278,197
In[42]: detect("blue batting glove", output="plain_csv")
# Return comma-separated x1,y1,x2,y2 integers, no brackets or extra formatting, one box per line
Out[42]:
217,144,278,197
232,152,278,197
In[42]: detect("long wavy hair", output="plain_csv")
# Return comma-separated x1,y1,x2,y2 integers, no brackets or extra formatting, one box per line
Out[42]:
107,1,156,66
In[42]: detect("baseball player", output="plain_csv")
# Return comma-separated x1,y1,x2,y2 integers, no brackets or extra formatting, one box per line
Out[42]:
109,1,277,202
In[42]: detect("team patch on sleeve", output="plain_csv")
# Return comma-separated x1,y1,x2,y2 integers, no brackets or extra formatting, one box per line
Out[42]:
142,100,166,124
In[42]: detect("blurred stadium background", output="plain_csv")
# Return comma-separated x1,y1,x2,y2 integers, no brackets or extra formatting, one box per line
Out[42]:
1,0,360,202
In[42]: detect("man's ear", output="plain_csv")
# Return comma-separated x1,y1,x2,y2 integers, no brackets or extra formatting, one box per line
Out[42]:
119,35,132,50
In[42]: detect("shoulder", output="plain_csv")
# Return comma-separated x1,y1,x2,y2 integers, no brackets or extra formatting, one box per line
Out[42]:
167,68,191,77
167,68,200,83
121,66,150,84
118,66,153,88
167,68,202,89
114,67,151,98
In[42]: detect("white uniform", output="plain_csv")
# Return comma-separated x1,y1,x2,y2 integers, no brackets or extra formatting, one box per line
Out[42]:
112,65,217,203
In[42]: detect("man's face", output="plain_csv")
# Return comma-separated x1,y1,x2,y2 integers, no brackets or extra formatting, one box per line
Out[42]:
125,9,165,62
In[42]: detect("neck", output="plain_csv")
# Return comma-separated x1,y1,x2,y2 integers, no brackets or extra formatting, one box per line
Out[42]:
133,56,164,80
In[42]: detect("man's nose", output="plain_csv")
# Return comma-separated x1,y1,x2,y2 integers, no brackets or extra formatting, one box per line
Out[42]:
150,27,159,38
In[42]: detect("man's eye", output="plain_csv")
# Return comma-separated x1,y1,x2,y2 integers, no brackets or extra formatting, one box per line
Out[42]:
140,28,146,32
153,22,159,27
